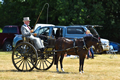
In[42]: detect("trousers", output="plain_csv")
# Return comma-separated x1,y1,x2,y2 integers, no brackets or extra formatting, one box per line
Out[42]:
29,35,44,49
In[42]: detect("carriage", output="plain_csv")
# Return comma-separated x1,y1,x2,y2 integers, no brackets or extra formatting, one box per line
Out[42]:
12,35,56,71
12,25,103,72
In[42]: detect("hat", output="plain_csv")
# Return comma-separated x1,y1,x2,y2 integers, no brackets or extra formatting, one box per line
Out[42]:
23,17,30,22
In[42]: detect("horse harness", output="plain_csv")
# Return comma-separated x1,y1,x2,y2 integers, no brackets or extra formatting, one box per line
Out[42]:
82,38,89,50
56,37,89,54
73,38,89,54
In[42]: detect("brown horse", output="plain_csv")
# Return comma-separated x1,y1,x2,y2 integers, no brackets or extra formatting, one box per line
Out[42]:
54,36,102,73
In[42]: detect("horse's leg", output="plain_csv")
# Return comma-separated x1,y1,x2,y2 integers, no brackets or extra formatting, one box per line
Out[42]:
79,57,82,73
56,53,60,72
81,58,85,73
60,53,65,72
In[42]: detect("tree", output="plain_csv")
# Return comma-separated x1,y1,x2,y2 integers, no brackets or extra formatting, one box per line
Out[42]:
0,0,120,43
98,0,120,42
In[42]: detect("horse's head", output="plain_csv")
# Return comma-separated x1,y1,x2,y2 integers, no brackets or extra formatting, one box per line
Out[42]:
84,36,98,47
93,40,103,53
84,36,103,53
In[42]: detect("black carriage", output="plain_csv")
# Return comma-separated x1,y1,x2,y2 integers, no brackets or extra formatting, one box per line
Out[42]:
12,25,64,71
12,35,56,71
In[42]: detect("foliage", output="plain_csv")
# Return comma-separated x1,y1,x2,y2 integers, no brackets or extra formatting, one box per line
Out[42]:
0,0,120,42
0,28,2,33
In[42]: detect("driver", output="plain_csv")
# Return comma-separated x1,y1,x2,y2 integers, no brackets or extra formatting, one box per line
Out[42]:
21,17,44,52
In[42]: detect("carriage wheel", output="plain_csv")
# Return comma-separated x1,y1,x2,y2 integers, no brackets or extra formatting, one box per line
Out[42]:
12,42,38,71
35,48,54,70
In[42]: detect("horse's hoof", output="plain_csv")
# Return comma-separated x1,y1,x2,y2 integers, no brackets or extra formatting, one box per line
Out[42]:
79,72,82,74
61,68,64,72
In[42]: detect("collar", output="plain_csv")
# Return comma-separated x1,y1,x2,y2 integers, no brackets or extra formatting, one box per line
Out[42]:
83,38,88,50
24,24,27,27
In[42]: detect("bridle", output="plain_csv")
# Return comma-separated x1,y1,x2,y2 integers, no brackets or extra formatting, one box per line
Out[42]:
82,36,99,50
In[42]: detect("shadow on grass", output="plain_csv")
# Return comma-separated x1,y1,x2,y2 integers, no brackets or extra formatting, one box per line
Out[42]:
33,70,79,74
0,69,79,74
0,69,19,72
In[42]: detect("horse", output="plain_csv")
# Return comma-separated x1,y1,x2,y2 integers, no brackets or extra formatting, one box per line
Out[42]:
54,36,103,73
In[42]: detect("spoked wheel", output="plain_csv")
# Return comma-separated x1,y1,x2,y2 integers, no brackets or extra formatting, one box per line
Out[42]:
35,48,54,70
12,42,38,71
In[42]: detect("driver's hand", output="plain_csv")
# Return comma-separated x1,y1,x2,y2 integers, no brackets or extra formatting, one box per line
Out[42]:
30,29,34,33
34,33,37,36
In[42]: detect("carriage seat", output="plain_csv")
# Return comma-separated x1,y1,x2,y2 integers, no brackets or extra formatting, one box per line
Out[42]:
22,36,30,42
22,36,34,45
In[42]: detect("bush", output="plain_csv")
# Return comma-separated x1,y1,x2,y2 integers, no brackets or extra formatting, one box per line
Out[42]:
0,28,2,33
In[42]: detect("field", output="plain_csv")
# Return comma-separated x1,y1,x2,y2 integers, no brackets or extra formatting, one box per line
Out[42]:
0,51,120,80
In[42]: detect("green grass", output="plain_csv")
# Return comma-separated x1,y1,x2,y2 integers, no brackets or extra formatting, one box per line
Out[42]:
0,52,120,80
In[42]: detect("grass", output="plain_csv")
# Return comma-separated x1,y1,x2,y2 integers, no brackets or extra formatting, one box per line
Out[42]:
0,51,120,80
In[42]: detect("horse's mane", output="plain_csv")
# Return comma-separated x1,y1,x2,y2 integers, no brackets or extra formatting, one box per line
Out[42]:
77,38,84,41
57,36,98,45
84,36,98,41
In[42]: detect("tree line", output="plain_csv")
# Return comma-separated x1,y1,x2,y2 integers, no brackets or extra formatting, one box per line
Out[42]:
0,0,120,43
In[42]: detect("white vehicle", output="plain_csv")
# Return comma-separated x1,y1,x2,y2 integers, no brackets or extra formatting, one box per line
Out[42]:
100,38,109,51
34,23,55,30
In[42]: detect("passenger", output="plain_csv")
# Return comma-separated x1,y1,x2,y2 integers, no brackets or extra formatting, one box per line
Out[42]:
85,30,93,37
21,17,44,52
85,30,94,59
